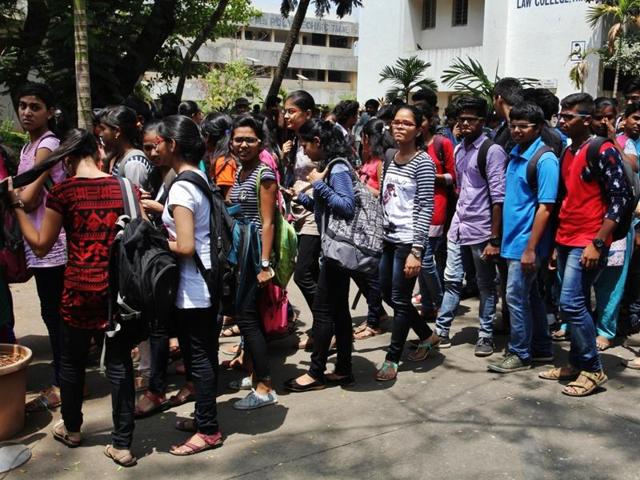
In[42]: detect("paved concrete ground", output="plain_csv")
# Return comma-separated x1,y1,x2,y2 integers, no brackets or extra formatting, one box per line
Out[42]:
5,278,640,480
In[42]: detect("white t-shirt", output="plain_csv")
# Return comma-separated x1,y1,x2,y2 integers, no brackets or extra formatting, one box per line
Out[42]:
162,169,212,309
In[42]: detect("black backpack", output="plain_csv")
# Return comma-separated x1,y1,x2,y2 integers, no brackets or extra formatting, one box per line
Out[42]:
171,170,236,314
108,177,179,336
584,137,639,241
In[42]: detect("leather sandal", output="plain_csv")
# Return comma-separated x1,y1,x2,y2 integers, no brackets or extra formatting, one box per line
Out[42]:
134,390,168,418
168,384,195,407
175,418,197,433
104,444,137,467
26,386,61,413
52,420,81,448
353,324,383,340
375,361,398,381
407,334,440,361
169,432,223,456
562,370,607,397
220,325,241,337
538,366,580,381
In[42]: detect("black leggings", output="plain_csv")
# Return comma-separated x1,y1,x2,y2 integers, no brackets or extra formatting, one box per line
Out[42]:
33,266,64,386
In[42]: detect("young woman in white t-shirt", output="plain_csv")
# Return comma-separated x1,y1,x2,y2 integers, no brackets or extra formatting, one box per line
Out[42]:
156,115,223,456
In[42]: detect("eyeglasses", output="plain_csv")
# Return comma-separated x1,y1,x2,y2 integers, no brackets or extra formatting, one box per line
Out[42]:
457,116,483,124
508,123,537,131
558,112,591,121
391,120,416,128
232,137,261,146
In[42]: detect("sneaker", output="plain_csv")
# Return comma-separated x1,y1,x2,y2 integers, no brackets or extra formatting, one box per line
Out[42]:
233,389,278,410
531,353,554,363
437,335,451,349
228,376,252,391
487,353,532,373
474,337,494,357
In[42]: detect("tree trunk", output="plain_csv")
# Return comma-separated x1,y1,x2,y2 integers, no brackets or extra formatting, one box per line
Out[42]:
9,0,51,110
113,0,177,99
73,0,92,130
612,34,624,100
266,0,310,101
175,0,230,101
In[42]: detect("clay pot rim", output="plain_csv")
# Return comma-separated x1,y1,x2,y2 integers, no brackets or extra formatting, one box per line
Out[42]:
0,344,33,377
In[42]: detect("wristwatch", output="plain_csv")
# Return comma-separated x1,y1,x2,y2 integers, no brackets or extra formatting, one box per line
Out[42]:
261,259,271,270
410,247,423,260
592,238,605,251
489,236,501,247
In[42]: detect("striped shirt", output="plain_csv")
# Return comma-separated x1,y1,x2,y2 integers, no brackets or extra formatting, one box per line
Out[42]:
381,150,435,246
229,164,277,232
111,149,153,190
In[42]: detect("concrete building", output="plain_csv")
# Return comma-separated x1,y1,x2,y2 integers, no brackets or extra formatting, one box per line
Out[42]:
180,10,359,106
357,0,606,107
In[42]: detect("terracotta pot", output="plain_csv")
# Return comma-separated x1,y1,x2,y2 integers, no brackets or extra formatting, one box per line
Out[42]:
0,344,33,441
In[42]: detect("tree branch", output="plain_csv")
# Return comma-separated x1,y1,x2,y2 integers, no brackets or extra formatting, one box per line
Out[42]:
175,0,230,101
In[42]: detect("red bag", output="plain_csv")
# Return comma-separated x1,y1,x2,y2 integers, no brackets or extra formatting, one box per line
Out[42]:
258,283,289,338
0,152,31,284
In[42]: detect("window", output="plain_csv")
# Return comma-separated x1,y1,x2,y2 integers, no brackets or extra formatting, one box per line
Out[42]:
328,70,350,83
244,28,271,42
329,35,349,49
301,69,326,81
422,0,436,29
452,0,468,26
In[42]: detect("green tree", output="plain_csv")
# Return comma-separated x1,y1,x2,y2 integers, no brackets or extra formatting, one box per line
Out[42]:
441,57,539,104
379,56,438,102
586,0,640,98
73,0,92,129
202,59,260,111
266,0,362,102
602,33,640,78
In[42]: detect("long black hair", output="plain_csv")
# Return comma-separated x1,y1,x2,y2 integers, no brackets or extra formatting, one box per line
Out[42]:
46,128,99,168
157,115,205,165
298,118,354,169
201,112,233,158
362,118,394,159
101,105,141,148
285,90,316,113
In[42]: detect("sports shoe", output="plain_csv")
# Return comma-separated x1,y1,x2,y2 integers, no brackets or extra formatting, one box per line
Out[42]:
233,389,278,410
474,337,494,357
487,353,532,373
437,335,451,348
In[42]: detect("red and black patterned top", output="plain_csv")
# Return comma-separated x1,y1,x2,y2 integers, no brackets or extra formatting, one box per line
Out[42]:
46,176,133,330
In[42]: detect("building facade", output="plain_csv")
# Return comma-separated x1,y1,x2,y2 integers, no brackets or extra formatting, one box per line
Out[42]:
180,11,359,106
357,0,604,106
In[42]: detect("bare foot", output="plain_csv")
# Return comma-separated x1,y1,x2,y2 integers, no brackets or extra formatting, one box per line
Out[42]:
596,335,612,351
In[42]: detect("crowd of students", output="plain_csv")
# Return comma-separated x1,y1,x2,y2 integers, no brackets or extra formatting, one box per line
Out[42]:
2,76,640,466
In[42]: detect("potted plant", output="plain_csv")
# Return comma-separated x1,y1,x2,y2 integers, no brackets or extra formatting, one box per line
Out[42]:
0,344,32,441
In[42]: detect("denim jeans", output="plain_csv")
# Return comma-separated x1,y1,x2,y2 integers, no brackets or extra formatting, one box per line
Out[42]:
33,266,65,387
176,307,222,435
419,236,444,313
556,246,605,372
379,242,433,363
435,240,497,339
308,258,353,381
235,282,271,382
506,260,552,361
59,322,136,448
351,268,385,328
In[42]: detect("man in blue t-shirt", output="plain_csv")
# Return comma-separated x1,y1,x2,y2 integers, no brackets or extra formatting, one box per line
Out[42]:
488,102,559,373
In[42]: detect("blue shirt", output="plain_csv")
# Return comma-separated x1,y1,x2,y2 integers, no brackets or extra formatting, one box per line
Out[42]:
501,136,559,260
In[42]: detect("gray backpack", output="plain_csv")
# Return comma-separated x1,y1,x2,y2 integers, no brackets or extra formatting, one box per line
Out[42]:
321,158,384,274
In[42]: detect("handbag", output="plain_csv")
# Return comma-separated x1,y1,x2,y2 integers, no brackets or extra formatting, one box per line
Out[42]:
258,282,289,338
0,197,32,284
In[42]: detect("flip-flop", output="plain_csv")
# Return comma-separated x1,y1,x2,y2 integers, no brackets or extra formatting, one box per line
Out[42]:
168,385,196,407
134,391,169,418
104,445,137,467
622,357,640,370
220,325,241,337
169,432,223,456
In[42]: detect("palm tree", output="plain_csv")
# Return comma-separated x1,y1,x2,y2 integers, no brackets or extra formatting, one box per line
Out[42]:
568,48,596,92
441,56,539,104
587,0,640,99
73,0,92,129
266,0,362,101
378,56,438,102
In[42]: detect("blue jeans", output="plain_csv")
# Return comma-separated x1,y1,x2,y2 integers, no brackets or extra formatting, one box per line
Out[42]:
556,246,605,372
419,236,443,313
435,240,497,339
506,260,552,361
379,242,433,363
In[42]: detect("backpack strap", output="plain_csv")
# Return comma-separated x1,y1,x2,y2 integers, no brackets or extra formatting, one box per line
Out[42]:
21,131,57,191
526,145,554,194
432,135,447,172
476,138,494,181
116,177,141,219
